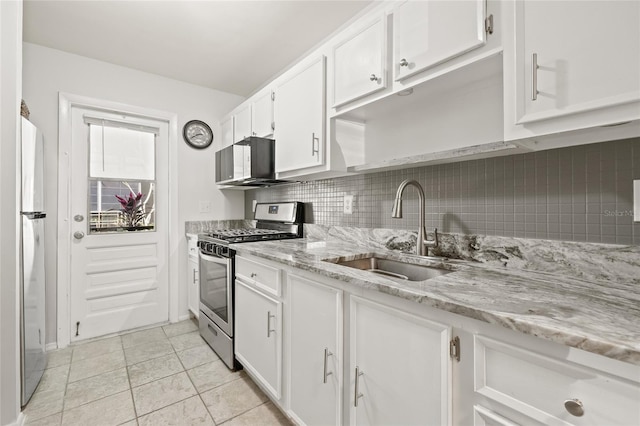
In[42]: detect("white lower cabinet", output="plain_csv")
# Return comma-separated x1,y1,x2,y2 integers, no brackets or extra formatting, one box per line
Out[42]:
187,257,199,317
287,274,342,425
473,335,640,426
235,279,282,400
186,234,199,318
233,256,640,426
349,295,452,425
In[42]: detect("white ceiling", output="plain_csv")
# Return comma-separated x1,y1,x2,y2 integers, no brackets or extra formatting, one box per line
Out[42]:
23,0,374,97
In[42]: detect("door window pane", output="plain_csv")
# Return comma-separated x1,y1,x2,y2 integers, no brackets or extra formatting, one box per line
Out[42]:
89,125,155,180
89,181,155,233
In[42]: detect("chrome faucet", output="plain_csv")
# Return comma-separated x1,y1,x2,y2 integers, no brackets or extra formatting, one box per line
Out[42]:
391,179,439,256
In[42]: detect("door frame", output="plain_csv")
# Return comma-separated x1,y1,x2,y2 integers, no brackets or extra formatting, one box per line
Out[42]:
57,92,179,348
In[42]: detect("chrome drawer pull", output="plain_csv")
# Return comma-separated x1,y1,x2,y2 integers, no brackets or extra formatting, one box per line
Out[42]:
266,311,275,337
354,366,364,407
532,53,539,101
323,348,333,384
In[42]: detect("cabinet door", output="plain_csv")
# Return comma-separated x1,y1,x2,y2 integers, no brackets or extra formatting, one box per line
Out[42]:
187,257,199,318
516,1,640,124
393,0,486,81
288,275,342,426
333,16,386,107
252,91,274,138
235,280,282,399
349,296,451,426
274,55,326,173
221,116,234,148
233,104,252,143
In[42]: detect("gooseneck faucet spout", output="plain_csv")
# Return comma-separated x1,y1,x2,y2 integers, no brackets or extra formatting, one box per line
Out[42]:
391,179,439,256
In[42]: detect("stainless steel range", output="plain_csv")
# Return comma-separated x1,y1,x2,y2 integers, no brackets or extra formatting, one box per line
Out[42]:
197,202,303,369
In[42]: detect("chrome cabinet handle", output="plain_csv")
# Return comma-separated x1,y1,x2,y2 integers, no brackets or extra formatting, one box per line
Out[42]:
193,269,197,283
250,272,257,278
311,133,319,157
564,399,585,417
532,53,539,101
323,348,333,384
73,231,85,240
266,311,275,337
399,58,409,67
369,74,378,82
354,366,364,407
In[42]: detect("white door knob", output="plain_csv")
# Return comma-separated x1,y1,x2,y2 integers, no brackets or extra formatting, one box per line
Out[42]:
73,231,85,240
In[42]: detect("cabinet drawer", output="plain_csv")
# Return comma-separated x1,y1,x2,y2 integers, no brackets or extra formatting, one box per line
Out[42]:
235,255,281,297
474,335,640,426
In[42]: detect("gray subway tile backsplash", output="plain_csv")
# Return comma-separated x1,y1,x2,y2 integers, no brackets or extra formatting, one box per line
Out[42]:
244,138,640,245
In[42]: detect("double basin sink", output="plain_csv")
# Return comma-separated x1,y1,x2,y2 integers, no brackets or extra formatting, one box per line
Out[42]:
324,255,454,282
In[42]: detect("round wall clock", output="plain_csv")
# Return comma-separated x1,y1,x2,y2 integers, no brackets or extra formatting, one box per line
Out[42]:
183,120,214,149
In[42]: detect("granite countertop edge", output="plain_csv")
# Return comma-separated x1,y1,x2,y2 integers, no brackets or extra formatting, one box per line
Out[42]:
230,238,640,366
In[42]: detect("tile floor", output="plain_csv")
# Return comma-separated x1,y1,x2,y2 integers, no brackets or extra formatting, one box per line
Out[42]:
23,319,293,426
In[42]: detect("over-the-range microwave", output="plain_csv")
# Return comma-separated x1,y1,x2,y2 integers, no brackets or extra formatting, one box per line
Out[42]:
215,137,291,187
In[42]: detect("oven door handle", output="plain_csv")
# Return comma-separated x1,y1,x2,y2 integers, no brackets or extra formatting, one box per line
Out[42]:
199,251,228,265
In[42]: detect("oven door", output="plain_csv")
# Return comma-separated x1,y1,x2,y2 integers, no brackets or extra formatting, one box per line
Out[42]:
199,251,233,337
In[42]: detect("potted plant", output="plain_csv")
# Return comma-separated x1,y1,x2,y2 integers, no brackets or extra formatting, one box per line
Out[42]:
115,192,147,230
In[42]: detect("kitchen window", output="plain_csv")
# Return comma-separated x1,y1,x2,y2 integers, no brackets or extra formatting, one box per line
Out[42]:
85,118,157,233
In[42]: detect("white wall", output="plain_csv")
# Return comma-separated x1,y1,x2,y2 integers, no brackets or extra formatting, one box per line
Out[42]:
1,2,23,424
22,42,246,346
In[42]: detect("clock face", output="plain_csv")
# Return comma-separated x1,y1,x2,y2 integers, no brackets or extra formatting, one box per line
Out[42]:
183,120,213,149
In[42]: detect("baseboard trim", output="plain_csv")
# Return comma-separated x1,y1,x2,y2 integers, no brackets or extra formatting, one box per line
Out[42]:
45,342,58,352
178,313,193,322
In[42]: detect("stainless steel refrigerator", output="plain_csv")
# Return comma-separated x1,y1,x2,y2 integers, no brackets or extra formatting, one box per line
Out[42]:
20,116,47,406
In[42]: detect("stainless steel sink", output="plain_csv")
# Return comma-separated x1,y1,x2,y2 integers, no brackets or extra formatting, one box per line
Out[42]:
326,256,453,282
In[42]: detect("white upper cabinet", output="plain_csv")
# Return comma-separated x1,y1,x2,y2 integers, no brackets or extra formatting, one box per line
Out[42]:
233,103,252,143
274,55,326,174
393,0,486,82
251,90,274,138
220,116,234,148
333,15,387,108
505,0,640,142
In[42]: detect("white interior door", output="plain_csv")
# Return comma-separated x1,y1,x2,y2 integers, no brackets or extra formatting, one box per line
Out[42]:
68,106,169,342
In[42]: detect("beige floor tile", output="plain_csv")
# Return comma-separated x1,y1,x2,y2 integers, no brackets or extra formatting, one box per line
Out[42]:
168,331,206,352
176,344,219,370
46,348,73,369
119,421,138,426
71,336,122,362
36,365,69,393
200,376,268,424
63,368,129,410
162,319,198,338
23,389,65,422
187,360,244,393
124,339,174,366
68,348,126,382
127,353,184,387
132,372,197,416
137,395,214,426
121,327,168,349
61,390,135,426
24,412,62,426
221,402,291,426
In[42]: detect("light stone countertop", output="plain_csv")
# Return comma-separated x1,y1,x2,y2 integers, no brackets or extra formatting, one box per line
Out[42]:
230,237,640,366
